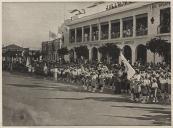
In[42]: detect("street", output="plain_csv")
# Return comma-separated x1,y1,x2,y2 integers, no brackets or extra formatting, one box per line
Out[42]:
2,71,171,126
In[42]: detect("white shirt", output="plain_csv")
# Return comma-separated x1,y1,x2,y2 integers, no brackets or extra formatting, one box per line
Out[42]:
143,79,150,86
135,74,141,81
152,82,158,88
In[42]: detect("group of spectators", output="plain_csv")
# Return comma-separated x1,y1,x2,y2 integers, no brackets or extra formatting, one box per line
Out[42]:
41,60,171,104
3,57,171,104
130,62,171,103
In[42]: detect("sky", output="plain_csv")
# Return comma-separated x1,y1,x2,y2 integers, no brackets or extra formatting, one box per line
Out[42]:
2,2,97,49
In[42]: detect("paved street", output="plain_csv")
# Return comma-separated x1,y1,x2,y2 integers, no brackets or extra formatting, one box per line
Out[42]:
2,71,171,126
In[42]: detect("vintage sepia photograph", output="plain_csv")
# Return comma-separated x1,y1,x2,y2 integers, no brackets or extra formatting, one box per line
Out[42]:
2,1,171,126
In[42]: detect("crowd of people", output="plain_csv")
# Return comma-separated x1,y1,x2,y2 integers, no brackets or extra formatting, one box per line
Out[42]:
40,60,171,104
3,57,171,104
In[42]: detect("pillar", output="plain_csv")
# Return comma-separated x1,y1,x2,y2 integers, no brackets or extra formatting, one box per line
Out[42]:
118,46,123,64
54,68,58,80
120,18,123,38
98,51,101,62
98,23,101,40
131,46,136,66
75,28,77,43
133,15,136,37
74,49,77,60
90,25,92,41
82,27,84,43
108,21,111,39
89,47,92,61
120,19,123,38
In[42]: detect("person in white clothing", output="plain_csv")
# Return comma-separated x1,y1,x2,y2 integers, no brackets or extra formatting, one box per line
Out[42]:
151,79,158,103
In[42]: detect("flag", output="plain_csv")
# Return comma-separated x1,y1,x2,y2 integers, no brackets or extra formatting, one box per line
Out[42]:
120,52,135,80
49,31,57,40
26,57,30,67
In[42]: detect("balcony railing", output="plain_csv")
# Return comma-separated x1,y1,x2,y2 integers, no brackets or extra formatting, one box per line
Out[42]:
111,32,120,38
136,28,148,36
101,33,108,40
84,36,90,42
70,37,75,43
123,29,133,37
76,37,82,42
92,35,98,41
92,31,99,41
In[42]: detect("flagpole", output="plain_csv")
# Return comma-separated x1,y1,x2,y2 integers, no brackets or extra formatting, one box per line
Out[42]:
48,30,50,41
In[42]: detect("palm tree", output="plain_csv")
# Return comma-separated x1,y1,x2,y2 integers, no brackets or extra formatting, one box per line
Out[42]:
58,47,69,62
147,38,170,64
74,45,89,60
98,43,120,63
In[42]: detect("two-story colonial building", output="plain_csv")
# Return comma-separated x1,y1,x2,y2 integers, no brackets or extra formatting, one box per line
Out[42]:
63,2,170,65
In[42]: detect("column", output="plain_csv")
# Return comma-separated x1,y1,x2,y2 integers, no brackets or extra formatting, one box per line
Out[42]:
120,19,123,38
133,16,136,37
74,49,77,61
108,21,111,39
54,67,57,80
131,46,136,66
89,48,92,61
98,23,101,40
98,50,101,62
90,25,92,41
118,46,123,64
75,28,77,43
82,27,84,43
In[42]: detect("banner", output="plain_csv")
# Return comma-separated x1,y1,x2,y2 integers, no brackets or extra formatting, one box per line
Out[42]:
120,52,135,80
26,57,30,67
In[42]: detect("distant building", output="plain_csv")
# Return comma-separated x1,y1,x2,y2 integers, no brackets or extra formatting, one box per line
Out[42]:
2,44,24,53
2,44,41,62
41,39,61,62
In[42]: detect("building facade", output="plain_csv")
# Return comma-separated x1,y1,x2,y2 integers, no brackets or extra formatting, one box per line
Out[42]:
63,2,170,65
42,39,61,62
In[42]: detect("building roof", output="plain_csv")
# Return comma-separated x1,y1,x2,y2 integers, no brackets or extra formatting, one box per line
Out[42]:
3,44,24,51
65,2,154,26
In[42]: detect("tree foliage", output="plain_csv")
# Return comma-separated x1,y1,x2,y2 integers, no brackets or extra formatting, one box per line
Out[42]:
98,43,120,63
75,45,89,59
58,47,69,56
146,38,171,64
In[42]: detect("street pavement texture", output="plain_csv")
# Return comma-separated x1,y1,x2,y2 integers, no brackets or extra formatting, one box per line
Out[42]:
2,71,171,126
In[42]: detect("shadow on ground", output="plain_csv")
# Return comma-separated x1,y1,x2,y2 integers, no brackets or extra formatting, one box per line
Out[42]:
103,105,171,126
6,83,86,92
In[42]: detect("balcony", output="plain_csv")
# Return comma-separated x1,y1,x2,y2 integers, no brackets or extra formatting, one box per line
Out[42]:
84,26,90,42
136,28,148,36
123,28,133,37
76,37,82,43
84,34,90,42
101,23,109,40
111,32,120,39
123,17,133,38
92,31,99,41
101,33,108,40
70,36,75,43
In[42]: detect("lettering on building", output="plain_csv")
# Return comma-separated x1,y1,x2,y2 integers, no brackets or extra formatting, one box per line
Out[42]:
106,2,134,11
